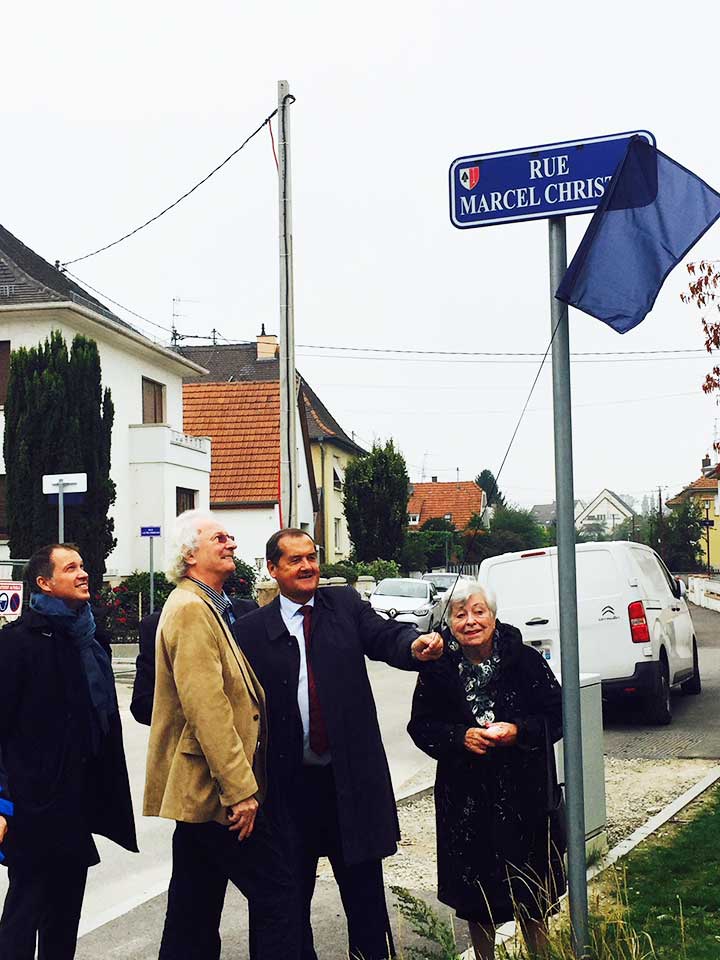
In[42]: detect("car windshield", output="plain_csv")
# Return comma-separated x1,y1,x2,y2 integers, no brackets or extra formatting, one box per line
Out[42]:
375,579,428,599
424,574,457,591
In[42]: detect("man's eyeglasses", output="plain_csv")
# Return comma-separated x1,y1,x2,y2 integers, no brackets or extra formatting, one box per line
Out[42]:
211,533,236,544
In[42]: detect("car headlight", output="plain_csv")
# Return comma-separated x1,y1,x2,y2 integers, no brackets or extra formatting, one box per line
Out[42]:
414,607,430,616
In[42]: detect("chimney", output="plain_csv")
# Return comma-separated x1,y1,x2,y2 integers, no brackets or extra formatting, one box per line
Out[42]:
702,453,713,476
257,324,279,361
431,476,438,483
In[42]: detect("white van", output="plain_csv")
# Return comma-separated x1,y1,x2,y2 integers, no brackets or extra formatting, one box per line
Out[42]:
478,541,700,725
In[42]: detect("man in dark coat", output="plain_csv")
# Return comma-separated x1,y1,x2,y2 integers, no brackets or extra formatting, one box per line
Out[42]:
0,543,138,960
235,528,443,960
130,597,258,725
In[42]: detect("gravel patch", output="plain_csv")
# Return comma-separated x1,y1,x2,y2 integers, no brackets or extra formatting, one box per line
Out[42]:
318,758,718,889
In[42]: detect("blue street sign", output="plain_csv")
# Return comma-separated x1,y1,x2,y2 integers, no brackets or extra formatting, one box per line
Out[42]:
449,130,655,229
141,526,161,537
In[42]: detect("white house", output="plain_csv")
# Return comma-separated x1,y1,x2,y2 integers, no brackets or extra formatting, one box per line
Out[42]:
183,380,318,570
0,222,212,577
575,489,635,535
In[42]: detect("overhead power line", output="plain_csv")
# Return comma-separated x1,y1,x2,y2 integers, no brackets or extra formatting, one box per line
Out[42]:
62,105,280,267
296,343,705,358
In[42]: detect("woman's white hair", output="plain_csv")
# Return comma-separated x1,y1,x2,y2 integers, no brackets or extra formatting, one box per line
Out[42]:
441,579,497,619
165,509,218,583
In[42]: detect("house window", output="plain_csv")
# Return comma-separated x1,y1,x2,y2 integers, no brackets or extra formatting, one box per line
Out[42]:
142,377,165,424
176,487,197,515
0,341,10,405
0,475,7,538
444,513,452,522
334,518,341,550
333,456,344,492
408,513,420,525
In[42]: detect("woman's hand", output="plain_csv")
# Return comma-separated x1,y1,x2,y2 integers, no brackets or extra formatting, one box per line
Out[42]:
463,727,499,755
0,815,7,844
481,722,519,747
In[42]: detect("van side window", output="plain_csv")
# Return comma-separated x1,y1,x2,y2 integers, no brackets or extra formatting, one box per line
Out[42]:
632,549,672,599
655,554,680,597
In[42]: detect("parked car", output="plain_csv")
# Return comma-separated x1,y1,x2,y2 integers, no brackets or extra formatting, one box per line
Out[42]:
370,578,442,632
478,541,700,726
421,571,472,594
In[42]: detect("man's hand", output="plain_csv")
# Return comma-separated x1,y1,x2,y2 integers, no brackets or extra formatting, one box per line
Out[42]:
411,632,443,661
227,797,258,841
463,727,499,756
0,815,7,844
481,722,519,748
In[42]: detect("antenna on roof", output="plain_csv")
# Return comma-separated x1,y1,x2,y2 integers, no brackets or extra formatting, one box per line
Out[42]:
261,323,266,336
211,328,218,345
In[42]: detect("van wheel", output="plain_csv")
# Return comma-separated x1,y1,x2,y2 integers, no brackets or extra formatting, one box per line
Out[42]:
645,660,672,725
682,640,702,695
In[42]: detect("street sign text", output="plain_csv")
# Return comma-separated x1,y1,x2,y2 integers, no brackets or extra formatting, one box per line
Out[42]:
449,130,655,229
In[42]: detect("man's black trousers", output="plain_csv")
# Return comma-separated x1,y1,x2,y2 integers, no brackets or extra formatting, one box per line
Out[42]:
0,860,88,960
158,813,300,960
294,764,393,960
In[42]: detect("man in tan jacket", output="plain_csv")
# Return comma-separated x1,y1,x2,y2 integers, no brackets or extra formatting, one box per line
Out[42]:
144,510,298,959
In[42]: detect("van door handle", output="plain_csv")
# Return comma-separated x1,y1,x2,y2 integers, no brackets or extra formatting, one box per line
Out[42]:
525,617,549,626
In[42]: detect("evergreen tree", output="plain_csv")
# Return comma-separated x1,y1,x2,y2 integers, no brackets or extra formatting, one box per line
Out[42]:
343,439,409,562
4,331,116,592
475,469,506,508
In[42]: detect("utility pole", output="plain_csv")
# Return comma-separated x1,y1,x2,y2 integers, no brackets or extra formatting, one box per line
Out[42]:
706,501,711,574
278,80,298,527
657,486,663,557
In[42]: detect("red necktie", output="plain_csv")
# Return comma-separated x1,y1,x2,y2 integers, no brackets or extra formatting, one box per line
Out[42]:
299,605,330,755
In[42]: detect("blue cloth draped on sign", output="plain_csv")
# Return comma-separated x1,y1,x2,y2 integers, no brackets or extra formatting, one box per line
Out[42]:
556,137,720,333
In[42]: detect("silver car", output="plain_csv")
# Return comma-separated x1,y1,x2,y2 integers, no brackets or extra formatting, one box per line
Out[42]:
369,578,442,632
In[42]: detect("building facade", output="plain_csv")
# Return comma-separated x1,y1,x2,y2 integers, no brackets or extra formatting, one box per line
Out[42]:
0,223,211,576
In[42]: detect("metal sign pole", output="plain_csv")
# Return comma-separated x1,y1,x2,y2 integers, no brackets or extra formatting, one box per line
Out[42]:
548,216,590,957
149,536,155,615
58,480,65,543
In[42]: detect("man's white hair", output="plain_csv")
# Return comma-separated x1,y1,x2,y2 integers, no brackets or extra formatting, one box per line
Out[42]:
165,509,218,583
442,579,497,618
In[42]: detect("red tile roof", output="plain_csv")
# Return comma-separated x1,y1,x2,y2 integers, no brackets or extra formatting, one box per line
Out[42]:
183,382,280,505
407,481,485,530
666,475,718,507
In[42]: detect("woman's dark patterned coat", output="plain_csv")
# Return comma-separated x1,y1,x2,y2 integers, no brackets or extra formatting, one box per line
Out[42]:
407,620,565,924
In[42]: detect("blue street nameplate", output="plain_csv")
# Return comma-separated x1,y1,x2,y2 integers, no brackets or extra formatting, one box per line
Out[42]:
141,526,161,537
449,130,655,229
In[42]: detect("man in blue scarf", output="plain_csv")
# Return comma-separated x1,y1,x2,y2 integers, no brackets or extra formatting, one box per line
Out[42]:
0,543,137,960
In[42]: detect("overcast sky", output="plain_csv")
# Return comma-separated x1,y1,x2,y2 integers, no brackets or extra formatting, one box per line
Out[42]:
3,1,719,510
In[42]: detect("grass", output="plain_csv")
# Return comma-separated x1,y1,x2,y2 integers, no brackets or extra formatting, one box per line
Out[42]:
392,785,720,958
611,784,720,959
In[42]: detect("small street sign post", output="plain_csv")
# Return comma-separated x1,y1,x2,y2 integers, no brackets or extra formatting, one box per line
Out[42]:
42,473,88,543
141,526,161,614
448,130,655,958
700,518,714,528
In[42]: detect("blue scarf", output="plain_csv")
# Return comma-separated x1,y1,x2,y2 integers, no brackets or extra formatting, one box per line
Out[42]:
30,593,118,752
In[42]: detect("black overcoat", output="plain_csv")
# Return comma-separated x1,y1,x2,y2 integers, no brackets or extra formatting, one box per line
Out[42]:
407,621,564,924
0,608,138,867
235,586,419,866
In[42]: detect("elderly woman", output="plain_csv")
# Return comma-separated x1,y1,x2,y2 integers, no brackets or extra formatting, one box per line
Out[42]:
407,580,564,959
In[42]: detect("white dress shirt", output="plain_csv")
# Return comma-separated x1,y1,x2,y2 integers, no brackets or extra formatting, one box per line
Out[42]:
278,593,331,765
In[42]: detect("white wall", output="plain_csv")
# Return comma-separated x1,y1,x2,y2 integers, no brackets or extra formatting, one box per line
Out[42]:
215,504,281,573
0,306,209,576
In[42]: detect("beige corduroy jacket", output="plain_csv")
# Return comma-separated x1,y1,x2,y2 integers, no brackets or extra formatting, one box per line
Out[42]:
143,578,266,824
